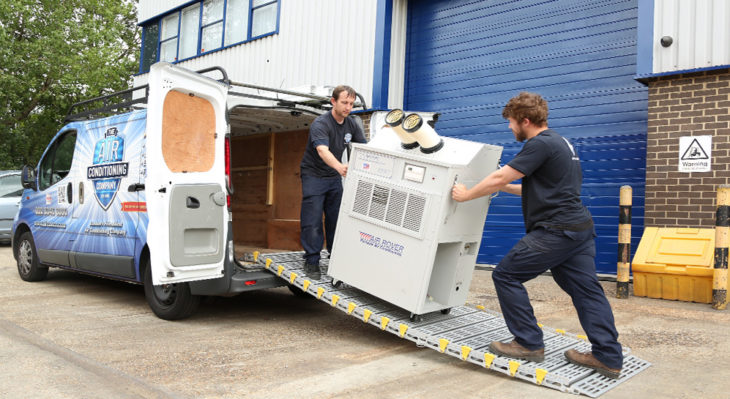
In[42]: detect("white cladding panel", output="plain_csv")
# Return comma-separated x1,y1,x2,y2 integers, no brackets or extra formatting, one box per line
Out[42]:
388,0,408,109
135,0,378,103
138,0,190,23
654,0,730,73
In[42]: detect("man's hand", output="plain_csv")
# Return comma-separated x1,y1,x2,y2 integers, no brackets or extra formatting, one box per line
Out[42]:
452,166,525,202
452,183,470,202
316,144,349,177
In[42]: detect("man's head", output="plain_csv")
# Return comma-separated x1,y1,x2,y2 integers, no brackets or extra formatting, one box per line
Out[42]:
330,85,357,122
502,92,548,142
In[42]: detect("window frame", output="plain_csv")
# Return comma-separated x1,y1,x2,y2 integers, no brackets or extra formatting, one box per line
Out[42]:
249,0,278,40
200,0,225,54
140,23,160,72
179,3,203,59
138,0,280,74
159,12,182,63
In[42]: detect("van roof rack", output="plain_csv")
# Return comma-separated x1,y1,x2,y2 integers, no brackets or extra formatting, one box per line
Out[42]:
64,65,368,122
64,85,150,122
228,81,368,111
64,66,231,122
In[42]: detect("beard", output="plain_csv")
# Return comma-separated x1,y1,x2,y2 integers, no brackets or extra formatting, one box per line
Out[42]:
514,126,527,142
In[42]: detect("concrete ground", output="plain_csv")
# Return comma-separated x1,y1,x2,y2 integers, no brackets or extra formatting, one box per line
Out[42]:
0,243,728,399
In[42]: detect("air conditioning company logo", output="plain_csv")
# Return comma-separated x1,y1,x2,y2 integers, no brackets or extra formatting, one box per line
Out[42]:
358,231,404,256
87,127,129,210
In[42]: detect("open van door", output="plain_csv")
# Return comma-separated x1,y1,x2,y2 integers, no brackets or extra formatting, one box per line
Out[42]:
146,62,229,285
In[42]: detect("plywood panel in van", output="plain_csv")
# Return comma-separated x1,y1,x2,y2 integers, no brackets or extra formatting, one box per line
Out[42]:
161,90,215,173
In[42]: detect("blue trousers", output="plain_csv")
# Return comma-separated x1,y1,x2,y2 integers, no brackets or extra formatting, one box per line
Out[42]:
492,227,623,369
300,175,343,265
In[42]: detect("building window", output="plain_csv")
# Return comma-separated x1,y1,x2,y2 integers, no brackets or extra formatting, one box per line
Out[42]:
139,0,279,73
224,0,249,46
159,13,180,62
179,4,200,59
201,0,224,53
141,24,159,72
251,0,277,37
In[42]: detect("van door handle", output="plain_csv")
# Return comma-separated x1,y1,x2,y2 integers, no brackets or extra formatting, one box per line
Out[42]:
186,197,200,209
67,182,73,204
128,183,145,192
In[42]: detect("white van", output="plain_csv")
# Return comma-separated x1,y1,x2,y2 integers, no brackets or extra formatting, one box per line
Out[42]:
11,63,351,319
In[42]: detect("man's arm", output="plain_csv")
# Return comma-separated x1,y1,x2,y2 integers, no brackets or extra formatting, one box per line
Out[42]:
451,165,524,202
500,183,522,196
316,145,348,177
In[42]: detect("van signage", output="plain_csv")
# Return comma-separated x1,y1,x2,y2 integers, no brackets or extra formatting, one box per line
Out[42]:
87,127,129,210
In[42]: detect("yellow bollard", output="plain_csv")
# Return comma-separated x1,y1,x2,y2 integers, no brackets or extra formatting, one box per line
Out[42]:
616,185,632,299
712,185,729,310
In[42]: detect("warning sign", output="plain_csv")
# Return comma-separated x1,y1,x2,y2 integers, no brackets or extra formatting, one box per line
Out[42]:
679,136,711,172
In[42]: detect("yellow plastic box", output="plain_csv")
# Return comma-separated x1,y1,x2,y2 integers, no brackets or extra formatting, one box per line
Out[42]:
631,227,715,303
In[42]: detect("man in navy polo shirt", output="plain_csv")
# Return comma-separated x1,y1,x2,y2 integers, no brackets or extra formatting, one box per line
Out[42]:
451,92,623,379
299,85,366,279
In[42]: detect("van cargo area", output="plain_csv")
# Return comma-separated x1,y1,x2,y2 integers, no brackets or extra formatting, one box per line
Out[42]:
12,63,368,320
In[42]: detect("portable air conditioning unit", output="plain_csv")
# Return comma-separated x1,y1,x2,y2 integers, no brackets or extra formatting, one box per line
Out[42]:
328,111,503,318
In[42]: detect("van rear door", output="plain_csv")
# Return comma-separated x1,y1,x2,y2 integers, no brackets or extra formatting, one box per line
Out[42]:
145,62,229,285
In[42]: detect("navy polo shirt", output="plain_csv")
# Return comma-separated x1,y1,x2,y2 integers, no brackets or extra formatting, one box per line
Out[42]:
507,129,592,232
300,112,366,178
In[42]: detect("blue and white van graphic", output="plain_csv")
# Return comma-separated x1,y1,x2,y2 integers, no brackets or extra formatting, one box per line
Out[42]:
87,127,129,210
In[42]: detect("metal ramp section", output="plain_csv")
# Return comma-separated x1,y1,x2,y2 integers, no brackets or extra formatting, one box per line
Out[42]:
255,251,651,397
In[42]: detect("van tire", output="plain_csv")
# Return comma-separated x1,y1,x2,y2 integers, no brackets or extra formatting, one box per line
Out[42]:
16,232,48,282
143,258,200,320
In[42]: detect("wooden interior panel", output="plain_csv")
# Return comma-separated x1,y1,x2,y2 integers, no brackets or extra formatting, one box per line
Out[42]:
267,219,302,250
230,130,307,250
273,130,307,219
230,169,268,207
231,167,270,247
162,90,215,172
231,134,269,168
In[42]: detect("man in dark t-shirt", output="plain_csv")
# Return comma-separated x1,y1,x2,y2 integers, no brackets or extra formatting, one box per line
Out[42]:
299,85,366,279
452,92,623,379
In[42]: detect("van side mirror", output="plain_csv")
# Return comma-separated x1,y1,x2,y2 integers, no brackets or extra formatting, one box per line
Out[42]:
21,165,37,191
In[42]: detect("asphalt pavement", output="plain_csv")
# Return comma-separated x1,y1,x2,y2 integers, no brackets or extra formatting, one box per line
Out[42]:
1,243,728,399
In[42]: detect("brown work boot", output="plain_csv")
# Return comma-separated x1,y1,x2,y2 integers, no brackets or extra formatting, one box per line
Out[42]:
564,349,622,379
489,340,545,362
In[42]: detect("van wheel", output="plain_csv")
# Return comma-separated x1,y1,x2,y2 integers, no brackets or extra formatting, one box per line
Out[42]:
16,232,48,282
143,258,200,320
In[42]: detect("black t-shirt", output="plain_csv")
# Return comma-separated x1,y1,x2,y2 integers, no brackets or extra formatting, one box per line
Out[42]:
300,112,366,177
507,129,592,232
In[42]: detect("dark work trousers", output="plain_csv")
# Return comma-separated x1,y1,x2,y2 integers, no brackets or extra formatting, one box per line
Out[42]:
492,227,624,369
300,175,343,265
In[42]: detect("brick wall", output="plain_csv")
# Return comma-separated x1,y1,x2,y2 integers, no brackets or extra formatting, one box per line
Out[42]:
645,68,730,227
358,112,373,140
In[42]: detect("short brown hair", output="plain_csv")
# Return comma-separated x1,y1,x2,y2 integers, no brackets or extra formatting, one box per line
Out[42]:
332,85,356,101
502,92,548,126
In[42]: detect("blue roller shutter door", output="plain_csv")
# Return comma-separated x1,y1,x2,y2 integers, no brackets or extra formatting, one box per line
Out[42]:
404,0,647,274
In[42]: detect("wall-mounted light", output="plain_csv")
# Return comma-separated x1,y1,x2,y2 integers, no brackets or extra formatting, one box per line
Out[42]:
660,36,673,47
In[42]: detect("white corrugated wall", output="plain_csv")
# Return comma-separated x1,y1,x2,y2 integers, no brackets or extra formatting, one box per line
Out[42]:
388,0,408,109
653,0,730,73
138,0,190,23
135,0,378,103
